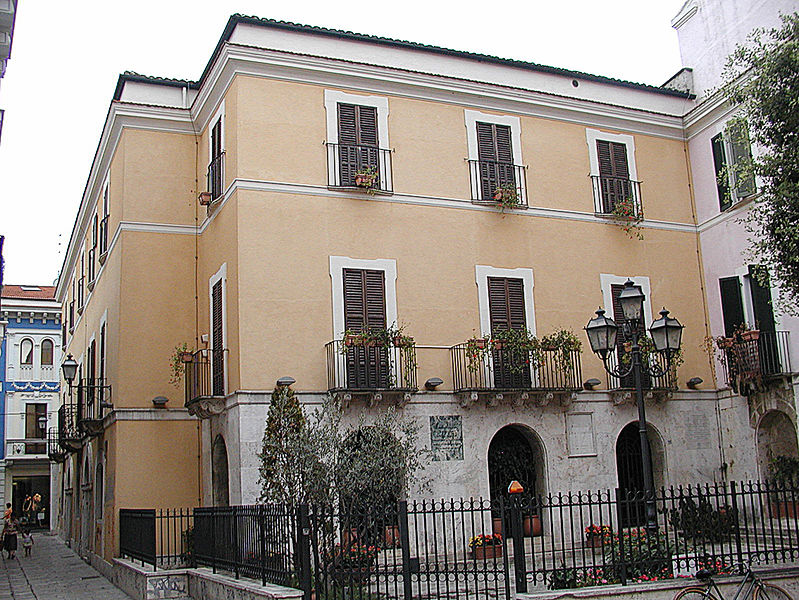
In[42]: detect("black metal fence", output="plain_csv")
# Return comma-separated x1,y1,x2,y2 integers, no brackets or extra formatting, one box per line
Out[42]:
207,152,225,201
468,159,528,207
184,349,225,406
450,344,582,393
605,349,674,391
591,175,642,215
326,143,393,193
119,481,799,599
325,340,418,393
77,378,111,434
721,331,792,396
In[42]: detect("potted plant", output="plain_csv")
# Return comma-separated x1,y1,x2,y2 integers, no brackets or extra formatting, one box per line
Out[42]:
469,533,503,560
493,183,520,211
465,337,490,374
490,328,542,374
354,165,378,194
610,196,644,240
585,524,612,548
330,542,380,584
169,343,191,387
770,455,799,518
539,329,582,382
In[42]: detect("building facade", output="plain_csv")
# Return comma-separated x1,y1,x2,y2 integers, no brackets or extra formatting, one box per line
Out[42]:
52,8,794,568
0,284,60,529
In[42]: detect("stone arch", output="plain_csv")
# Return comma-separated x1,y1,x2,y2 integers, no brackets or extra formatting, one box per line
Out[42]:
756,410,798,480
615,421,666,525
487,424,547,503
212,434,230,507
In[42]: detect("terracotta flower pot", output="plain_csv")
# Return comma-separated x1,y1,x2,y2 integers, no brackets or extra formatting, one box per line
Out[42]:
384,525,400,548
492,517,503,535
180,351,194,363
741,330,760,341
472,545,502,560
525,515,542,537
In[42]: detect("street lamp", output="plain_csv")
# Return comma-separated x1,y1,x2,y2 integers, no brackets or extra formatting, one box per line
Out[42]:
61,354,78,390
584,280,683,529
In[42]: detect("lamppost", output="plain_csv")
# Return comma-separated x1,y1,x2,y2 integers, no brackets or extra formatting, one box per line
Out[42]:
61,354,78,391
584,280,683,529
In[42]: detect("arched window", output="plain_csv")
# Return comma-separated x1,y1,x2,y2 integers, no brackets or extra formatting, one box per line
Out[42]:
20,339,34,365
41,340,54,366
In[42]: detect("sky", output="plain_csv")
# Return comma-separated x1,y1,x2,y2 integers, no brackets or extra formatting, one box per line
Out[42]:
0,0,687,286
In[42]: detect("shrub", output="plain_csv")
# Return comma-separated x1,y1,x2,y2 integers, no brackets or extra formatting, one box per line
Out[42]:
668,495,736,543
602,528,673,582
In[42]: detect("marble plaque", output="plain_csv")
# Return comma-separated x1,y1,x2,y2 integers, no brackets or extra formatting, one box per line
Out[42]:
685,413,713,450
430,416,464,461
567,412,596,456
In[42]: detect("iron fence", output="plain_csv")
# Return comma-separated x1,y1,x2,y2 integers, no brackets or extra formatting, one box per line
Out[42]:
184,349,225,406
207,151,225,201
325,340,418,393
468,159,528,207
605,348,674,391
590,175,642,215
450,343,582,393
326,143,393,193
77,378,111,435
99,214,109,256
119,480,799,599
721,331,792,396
57,403,81,452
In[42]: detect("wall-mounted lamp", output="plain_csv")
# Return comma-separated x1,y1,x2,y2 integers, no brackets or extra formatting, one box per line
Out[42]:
687,377,703,389
424,377,443,391
276,376,296,387
583,378,601,390
152,396,169,408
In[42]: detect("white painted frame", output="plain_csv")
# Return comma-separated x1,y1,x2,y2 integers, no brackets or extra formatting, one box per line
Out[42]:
329,256,398,339
208,100,225,162
324,90,390,148
599,274,653,326
209,263,228,396
586,128,639,180
475,265,536,337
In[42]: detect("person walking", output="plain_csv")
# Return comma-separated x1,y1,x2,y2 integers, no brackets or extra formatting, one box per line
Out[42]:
21,529,33,557
3,513,19,559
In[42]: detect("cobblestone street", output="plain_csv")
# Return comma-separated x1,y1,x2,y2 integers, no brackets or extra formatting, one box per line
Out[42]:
0,532,134,600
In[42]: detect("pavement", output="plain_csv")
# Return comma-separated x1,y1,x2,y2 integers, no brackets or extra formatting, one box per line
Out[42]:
0,531,135,600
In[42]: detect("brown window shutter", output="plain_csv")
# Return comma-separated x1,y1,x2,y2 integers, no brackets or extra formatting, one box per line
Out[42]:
343,269,386,331
477,123,515,200
488,277,526,333
610,283,649,388
212,280,224,395
211,119,222,160
337,104,379,186
597,140,631,211
338,103,358,145
728,122,756,198
99,323,106,382
711,133,731,211
357,106,378,147
719,277,744,338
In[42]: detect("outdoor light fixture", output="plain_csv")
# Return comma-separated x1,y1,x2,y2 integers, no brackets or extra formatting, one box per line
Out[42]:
61,354,78,388
687,377,703,389
276,376,296,387
583,378,602,390
583,279,684,531
37,415,47,432
152,396,169,408
425,377,444,390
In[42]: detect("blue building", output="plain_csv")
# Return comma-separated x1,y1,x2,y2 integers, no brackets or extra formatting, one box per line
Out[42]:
0,284,61,528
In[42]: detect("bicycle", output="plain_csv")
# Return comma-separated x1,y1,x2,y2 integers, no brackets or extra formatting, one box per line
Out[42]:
673,559,794,600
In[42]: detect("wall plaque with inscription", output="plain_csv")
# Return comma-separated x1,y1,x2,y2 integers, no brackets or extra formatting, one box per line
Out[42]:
430,416,464,461
566,412,596,457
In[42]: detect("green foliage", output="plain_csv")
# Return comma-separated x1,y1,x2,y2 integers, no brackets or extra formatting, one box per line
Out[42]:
548,563,578,590
770,455,799,487
169,343,190,387
668,496,736,543
721,13,799,314
492,183,521,211
602,528,673,582
610,197,644,240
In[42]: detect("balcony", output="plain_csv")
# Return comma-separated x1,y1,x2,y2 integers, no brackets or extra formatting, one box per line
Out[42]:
184,349,226,418
76,277,85,315
451,343,581,407
590,175,642,215
57,404,81,452
325,339,417,406
47,428,67,463
6,438,47,460
76,378,112,437
207,152,225,202
69,300,75,333
98,214,109,263
468,159,528,207
604,350,674,404
721,331,792,396
87,246,96,291
326,143,393,193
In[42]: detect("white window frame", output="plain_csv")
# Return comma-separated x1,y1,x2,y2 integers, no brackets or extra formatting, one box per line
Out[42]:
475,265,536,337
209,263,228,396
585,129,638,180
599,274,653,326
464,110,524,202
208,100,225,161
712,120,758,208
329,256,398,339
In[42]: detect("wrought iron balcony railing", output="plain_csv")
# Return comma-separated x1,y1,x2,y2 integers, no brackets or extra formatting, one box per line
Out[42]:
87,246,96,289
468,159,528,207
325,339,417,393
605,349,673,391
47,428,68,463
184,349,226,407
77,377,112,436
57,404,81,452
76,276,85,314
69,300,75,333
99,214,109,260
207,152,225,201
721,331,792,396
450,343,582,393
326,143,393,193
591,175,642,216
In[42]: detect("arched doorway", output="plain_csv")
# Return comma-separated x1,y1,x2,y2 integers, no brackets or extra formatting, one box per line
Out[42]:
487,425,545,529
616,422,665,526
212,435,230,507
757,410,799,480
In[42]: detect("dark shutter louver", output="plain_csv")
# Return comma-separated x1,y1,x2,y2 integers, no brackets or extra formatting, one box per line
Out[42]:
477,122,515,201
99,323,106,383
719,277,745,338
212,280,224,396
711,133,731,211
338,103,379,187
597,140,631,212
729,122,756,198
748,265,780,373
343,268,388,389
487,277,531,388
610,284,650,389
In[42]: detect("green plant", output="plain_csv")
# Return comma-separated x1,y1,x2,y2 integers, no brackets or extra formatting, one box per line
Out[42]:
181,526,195,567
584,524,612,540
668,495,736,543
331,543,380,568
771,455,799,487
168,343,190,387
610,196,644,240
602,528,673,582
548,563,578,590
354,165,378,195
492,183,520,211
540,328,582,378
489,328,542,374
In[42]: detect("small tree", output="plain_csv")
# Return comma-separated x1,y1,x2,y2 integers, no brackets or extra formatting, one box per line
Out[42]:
720,13,799,313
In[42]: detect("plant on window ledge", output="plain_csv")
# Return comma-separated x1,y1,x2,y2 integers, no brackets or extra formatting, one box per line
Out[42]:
342,324,413,350
492,183,520,211
610,197,644,240
169,342,192,387
354,165,378,195
539,328,582,378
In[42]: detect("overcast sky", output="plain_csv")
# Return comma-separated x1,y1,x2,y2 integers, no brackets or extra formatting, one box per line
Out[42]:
0,0,686,286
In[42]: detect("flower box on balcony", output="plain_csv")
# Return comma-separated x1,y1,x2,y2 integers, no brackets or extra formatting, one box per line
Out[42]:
741,329,760,341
